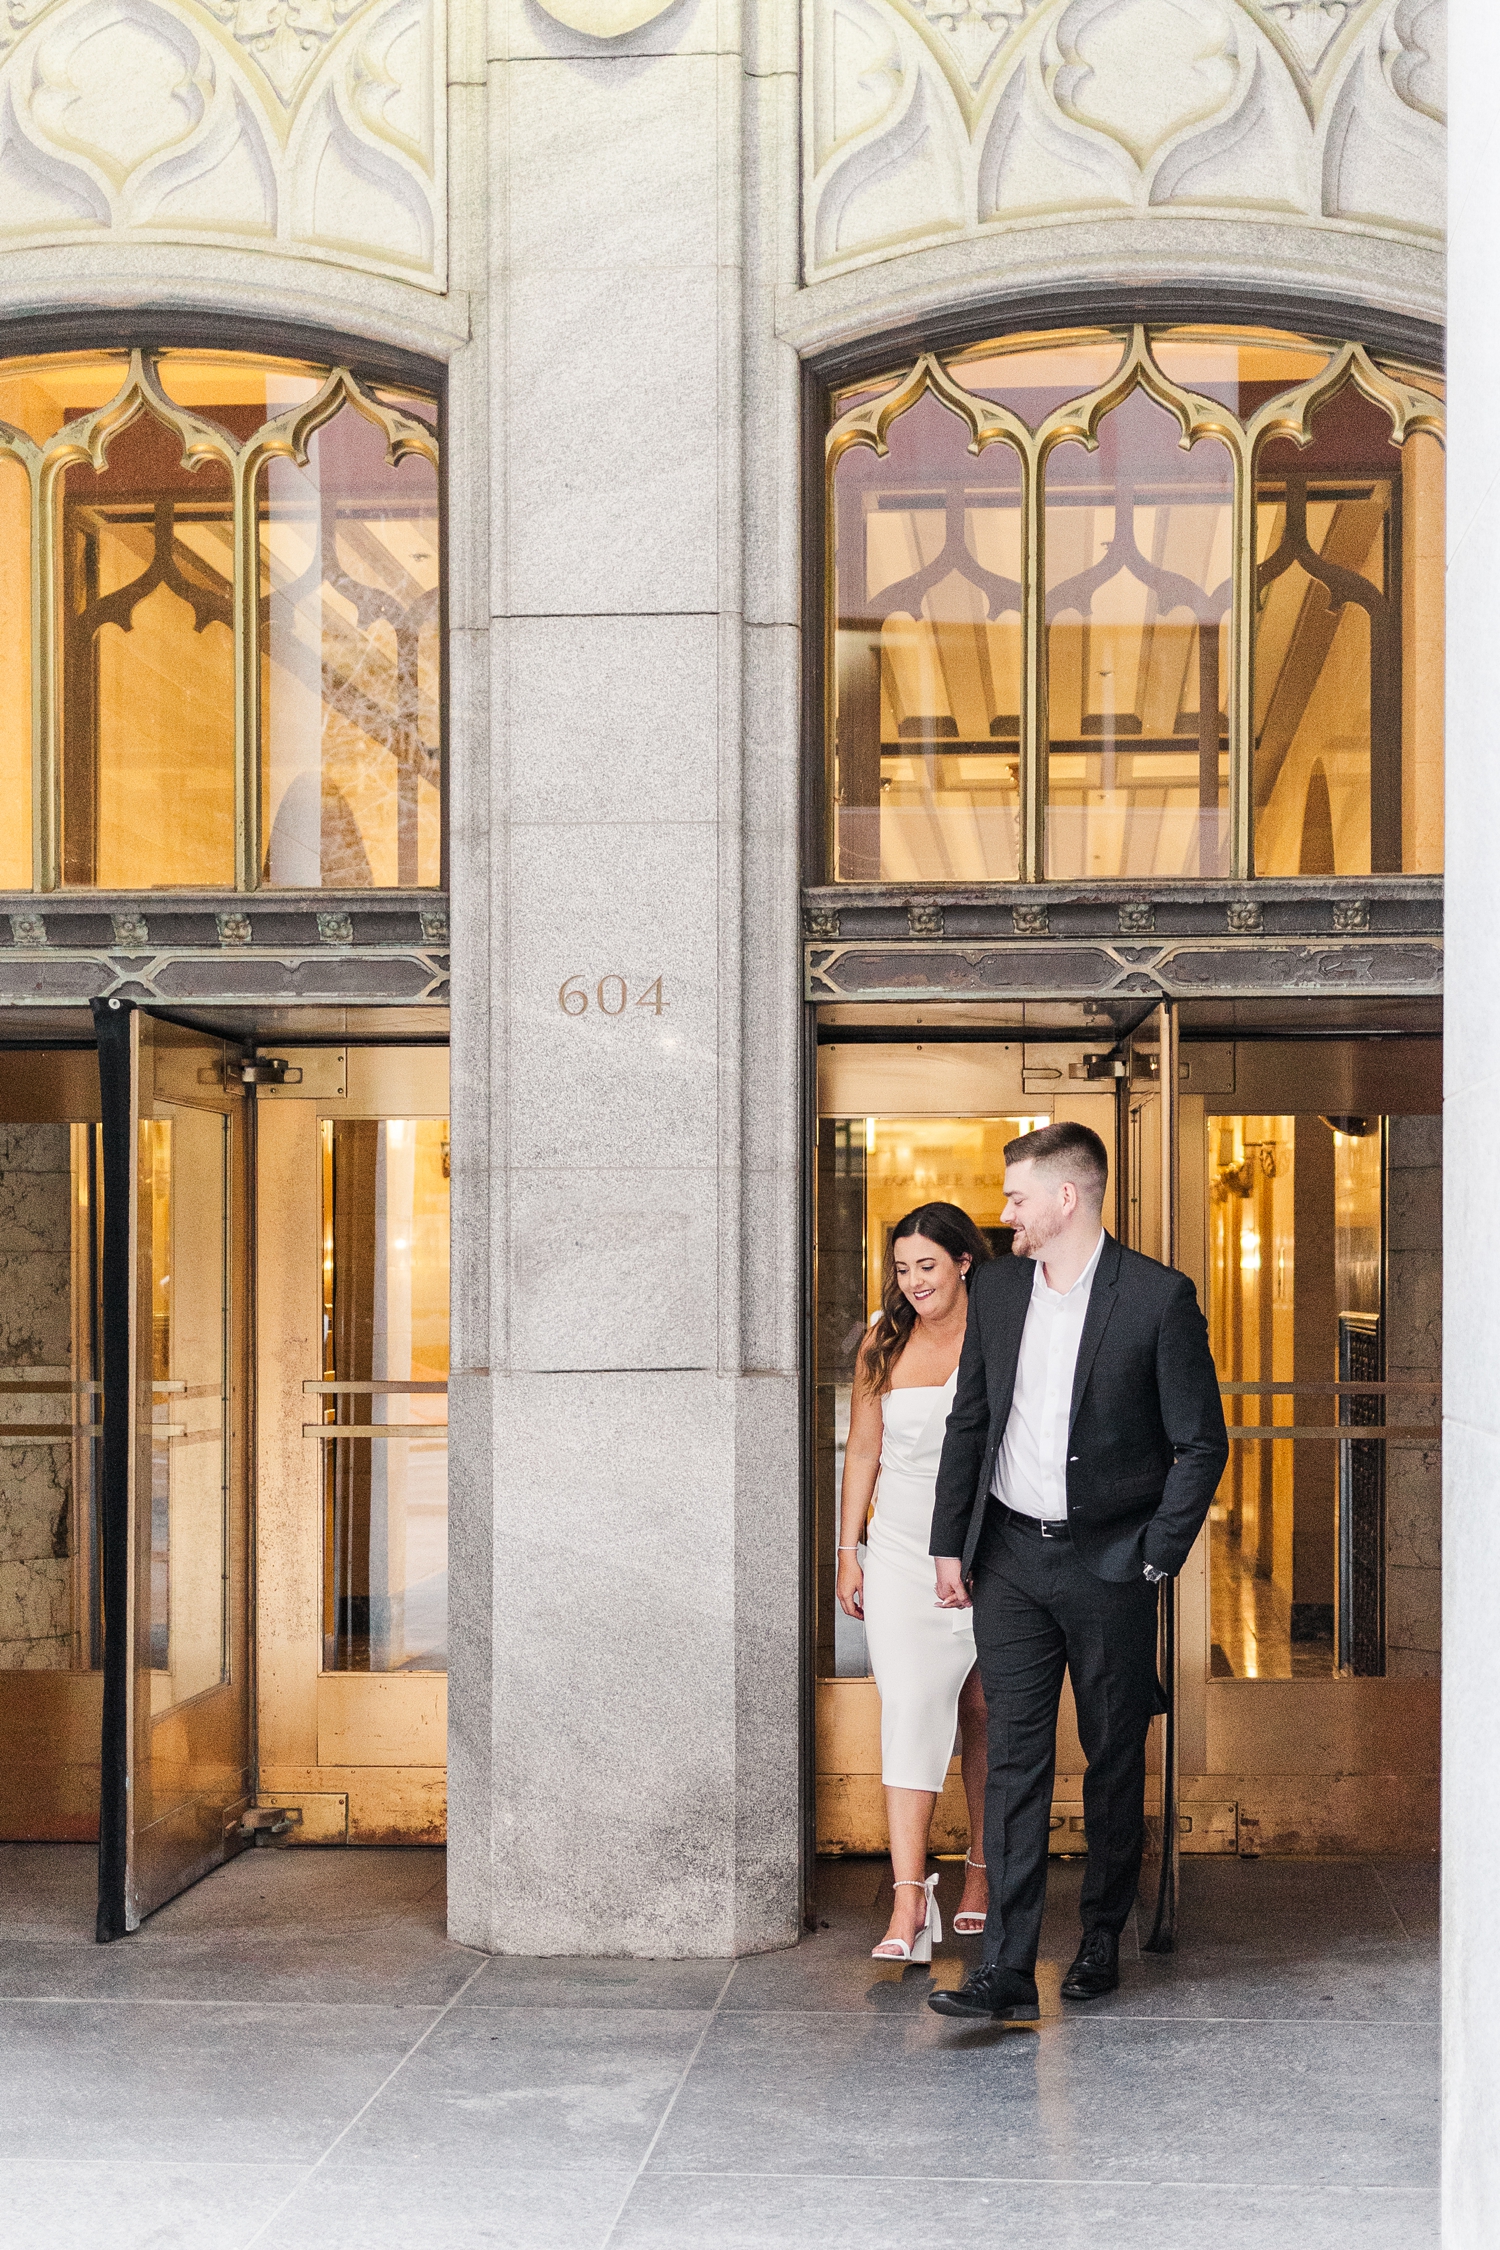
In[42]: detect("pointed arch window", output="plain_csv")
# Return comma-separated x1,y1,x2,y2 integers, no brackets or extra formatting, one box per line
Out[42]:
826,325,1444,883
0,348,441,892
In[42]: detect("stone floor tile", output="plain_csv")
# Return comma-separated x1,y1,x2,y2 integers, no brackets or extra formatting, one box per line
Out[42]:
332,2005,708,2172
1169,1859,1407,1950
273,2160,634,2248
0,2000,432,2163
647,2011,1440,2188
0,2161,312,2250
1368,1855,1441,1940
0,1845,99,1943
0,1932,488,2008
459,1954,731,2012
608,2176,1438,2250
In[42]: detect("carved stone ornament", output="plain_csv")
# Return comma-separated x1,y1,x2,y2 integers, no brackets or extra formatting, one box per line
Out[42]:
111,913,150,948
1012,903,1050,936
530,0,680,33
804,0,1439,281
1332,897,1370,933
9,914,46,948
216,912,253,947
1118,901,1156,934
317,910,354,945
804,905,842,942
1226,901,1264,934
907,900,945,937
0,0,444,289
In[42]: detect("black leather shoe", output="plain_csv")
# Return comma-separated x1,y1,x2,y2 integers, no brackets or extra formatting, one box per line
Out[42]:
927,1963,1040,2022
1060,1929,1119,2000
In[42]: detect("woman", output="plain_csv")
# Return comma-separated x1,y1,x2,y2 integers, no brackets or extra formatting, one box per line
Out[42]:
837,1202,993,1962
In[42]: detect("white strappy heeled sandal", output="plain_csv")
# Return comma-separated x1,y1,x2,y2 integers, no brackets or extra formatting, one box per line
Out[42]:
871,1872,942,1963
952,1854,988,1935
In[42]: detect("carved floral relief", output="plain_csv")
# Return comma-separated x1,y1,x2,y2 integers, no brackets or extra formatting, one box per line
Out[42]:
0,0,443,288
805,0,1444,278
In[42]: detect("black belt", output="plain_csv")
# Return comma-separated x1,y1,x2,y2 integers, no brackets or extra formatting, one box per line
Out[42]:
995,1501,1072,1541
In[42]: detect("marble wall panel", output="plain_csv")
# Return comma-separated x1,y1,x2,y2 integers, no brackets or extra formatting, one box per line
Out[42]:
1444,5,1500,2217
485,1368,737,1953
0,0,447,287
802,0,1446,284
0,1123,74,1670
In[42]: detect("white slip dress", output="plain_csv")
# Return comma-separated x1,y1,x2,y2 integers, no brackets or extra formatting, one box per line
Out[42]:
861,1372,977,1792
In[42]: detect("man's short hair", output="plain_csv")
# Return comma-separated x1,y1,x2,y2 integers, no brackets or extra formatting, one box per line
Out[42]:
1004,1119,1109,1208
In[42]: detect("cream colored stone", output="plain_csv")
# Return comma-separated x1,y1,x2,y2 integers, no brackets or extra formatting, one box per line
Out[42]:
802,0,1445,282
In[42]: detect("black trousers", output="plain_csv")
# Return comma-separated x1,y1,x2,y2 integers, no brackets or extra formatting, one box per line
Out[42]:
971,1511,1165,1973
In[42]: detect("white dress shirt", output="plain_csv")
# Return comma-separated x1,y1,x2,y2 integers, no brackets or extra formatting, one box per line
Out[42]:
990,1229,1105,1522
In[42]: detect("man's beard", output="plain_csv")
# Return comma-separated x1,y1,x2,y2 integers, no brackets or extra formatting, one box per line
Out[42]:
1010,1206,1062,1260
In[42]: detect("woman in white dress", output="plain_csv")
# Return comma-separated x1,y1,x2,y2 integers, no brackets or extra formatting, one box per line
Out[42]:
837,1202,993,1962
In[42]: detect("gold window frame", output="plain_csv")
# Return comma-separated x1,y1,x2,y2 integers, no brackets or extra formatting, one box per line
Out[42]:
0,349,441,894
824,325,1445,883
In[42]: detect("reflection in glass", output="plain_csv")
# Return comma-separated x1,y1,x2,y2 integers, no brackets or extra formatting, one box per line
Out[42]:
0,354,126,443
1046,390,1232,878
1254,387,1412,875
260,409,441,888
0,454,29,886
0,1121,102,1671
1206,1113,1393,1682
834,395,1023,882
153,354,321,433
1334,1123,1385,1675
813,1114,1044,1681
61,412,236,887
948,330,1125,423
1149,329,1330,414
141,1108,229,1709
321,1117,449,1672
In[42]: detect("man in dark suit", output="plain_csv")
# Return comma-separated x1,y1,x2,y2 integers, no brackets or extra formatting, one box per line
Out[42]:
926,1120,1227,2023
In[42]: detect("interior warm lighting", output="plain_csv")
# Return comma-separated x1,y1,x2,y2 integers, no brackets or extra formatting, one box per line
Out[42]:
829,325,1443,883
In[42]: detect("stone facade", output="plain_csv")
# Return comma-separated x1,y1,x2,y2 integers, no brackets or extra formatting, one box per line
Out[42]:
805,0,1445,284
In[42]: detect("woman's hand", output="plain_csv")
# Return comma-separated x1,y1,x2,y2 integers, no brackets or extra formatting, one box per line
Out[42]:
934,1555,972,1610
836,1548,865,1619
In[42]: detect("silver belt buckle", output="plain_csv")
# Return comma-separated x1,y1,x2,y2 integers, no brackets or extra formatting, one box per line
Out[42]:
1039,1517,1067,1540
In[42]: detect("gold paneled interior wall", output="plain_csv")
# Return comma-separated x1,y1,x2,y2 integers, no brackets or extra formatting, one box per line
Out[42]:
828,325,1445,884
0,349,441,892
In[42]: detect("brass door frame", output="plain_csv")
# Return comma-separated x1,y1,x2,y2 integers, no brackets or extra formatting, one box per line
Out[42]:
95,1002,253,1938
254,1044,450,1846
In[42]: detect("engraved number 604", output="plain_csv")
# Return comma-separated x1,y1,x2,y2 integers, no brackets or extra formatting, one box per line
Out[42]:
559,975,666,1017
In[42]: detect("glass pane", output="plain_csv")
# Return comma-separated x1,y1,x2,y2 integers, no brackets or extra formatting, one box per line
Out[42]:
154,353,322,438
1150,329,1331,414
0,452,30,886
0,354,126,443
1046,387,1232,878
260,406,441,888
321,1117,449,1672
949,329,1126,424
813,1114,1045,1681
143,1109,228,1711
0,1123,101,1671
1254,386,1408,875
61,411,235,886
833,394,1024,882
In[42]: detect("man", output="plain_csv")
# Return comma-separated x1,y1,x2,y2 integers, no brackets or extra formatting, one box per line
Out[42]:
926,1120,1227,2023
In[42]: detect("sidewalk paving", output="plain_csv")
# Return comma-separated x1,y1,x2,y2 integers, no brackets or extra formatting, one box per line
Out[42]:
0,1842,1438,2248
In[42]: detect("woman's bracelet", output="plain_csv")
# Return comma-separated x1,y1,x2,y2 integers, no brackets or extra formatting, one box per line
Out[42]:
837,1544,861,1551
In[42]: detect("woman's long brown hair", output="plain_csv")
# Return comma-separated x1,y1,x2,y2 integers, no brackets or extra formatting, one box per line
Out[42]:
858,1202,993,1397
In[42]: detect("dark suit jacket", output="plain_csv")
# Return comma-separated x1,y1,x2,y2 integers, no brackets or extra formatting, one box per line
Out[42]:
929,1234,1228,1584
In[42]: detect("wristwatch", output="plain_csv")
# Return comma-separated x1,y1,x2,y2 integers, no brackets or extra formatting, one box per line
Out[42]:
1143,1563,1168,1583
